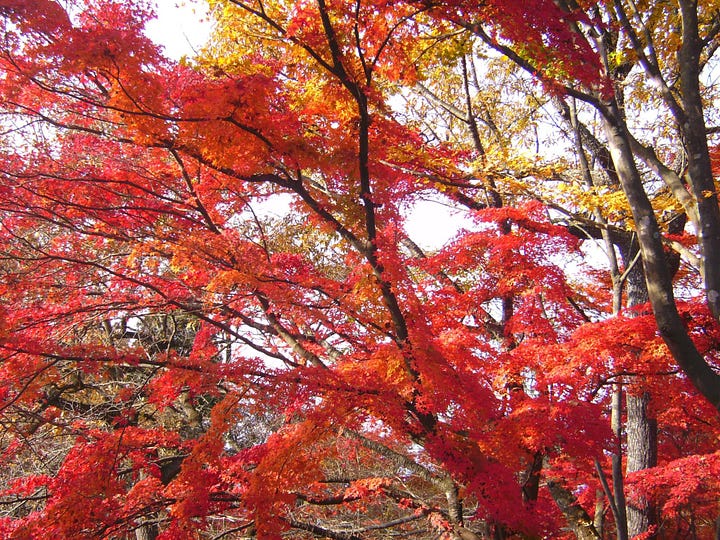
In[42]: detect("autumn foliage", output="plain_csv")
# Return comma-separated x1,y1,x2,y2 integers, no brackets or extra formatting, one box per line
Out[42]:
0,0,719,538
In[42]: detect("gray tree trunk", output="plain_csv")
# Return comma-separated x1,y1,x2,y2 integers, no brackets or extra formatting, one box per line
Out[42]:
135,524,158,540
622,239,658,538
626,392,658,537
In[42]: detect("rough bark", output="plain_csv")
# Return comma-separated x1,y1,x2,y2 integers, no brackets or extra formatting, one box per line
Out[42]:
135,524,158,540
593,490,604,537
626,392,658,537
623,238,658,538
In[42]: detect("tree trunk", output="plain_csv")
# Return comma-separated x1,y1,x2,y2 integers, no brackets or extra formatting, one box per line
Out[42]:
135,524,159,540
546,480,601,540
677,0,720,323
626,392,658,538
593,489,604,537
622,234,658,538
600,100,720,411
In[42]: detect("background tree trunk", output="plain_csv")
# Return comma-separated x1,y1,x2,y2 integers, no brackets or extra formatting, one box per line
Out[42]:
135,524,159,540
623,240,658,538
626,392,658,537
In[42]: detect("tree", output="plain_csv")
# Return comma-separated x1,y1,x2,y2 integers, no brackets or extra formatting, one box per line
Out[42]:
408,0,720,536
0,0,719,539
422,0,720,409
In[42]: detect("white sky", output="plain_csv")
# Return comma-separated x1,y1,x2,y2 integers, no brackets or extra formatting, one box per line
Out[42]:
145,0,212,60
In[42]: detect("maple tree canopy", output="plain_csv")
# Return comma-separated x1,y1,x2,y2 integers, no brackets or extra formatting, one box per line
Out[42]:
1,0,720,539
